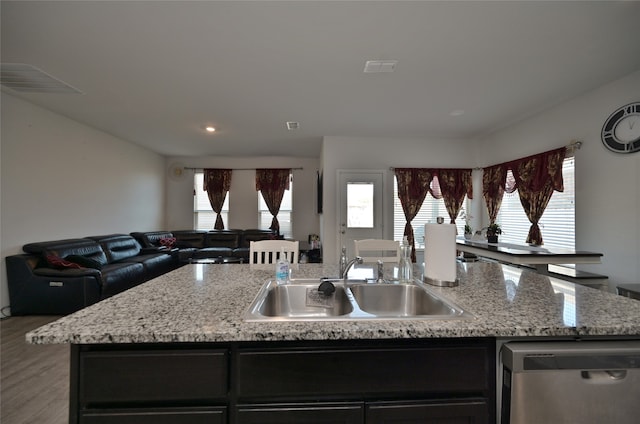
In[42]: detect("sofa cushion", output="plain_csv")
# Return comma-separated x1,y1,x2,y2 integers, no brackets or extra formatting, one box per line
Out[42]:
87,234,141,263
100,262,145,298
25,239,109,266
240,229,278,248
191,247,234,259
65,254,104,270
204,230,241,248
172,230,207,248
122,253,179,276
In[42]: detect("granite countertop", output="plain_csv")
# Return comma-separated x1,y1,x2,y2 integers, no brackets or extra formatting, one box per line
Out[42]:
27,262,640,344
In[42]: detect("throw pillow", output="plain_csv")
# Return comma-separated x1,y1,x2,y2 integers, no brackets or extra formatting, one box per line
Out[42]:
65,255,103,270
159,237,177,248
44,254,82,269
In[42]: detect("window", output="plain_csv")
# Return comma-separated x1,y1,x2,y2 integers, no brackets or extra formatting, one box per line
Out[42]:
393,176,468,248
259,180,293,238
194,172,229,230
497,156,575,249
347,182,375,228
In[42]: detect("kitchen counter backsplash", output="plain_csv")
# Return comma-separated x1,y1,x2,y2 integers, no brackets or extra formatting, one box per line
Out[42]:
27,262,640,344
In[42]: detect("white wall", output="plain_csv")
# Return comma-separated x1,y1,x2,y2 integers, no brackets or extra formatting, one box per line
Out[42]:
477,70,640,289
321,136,478,263
165,156,321,243
0,93,166,314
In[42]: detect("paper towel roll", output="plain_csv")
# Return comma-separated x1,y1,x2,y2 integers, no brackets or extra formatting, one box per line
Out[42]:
424,223,457,284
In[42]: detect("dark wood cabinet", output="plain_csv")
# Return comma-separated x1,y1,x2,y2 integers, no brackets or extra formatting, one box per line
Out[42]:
70,338,495,424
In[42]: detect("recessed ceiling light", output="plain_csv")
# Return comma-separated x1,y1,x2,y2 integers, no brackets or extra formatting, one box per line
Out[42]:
205,126,216,133
286,122,299,130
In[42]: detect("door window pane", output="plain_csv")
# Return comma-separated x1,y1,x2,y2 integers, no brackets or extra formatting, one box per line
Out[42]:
347,182,374,228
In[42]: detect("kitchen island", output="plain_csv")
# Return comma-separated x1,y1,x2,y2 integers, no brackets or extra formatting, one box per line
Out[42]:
27,262,640,424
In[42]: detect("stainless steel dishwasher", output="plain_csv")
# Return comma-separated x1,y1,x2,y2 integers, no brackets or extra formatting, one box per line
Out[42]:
501,341,640,424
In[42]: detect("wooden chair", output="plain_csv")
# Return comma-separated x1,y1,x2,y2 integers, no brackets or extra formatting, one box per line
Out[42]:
249,240,299,269
353,239,400,263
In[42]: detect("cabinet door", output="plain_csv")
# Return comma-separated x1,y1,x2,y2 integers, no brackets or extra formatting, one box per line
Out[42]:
80,348,228,405
236,402,364,424
237,344,490,400
80,406,226,424
367,399,488,424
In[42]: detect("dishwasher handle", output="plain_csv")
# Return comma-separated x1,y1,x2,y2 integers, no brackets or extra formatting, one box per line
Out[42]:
581,370,628,383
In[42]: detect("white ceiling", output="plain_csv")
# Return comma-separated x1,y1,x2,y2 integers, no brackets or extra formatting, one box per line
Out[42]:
2,1,640,158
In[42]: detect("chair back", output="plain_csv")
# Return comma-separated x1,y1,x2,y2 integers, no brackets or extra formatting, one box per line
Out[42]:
353,239,400,263
249,240,299,269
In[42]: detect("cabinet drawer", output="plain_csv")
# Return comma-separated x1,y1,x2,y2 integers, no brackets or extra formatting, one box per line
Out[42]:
80,349,228,405
80,406,226,424
237,344,490,400
367,399,489,424
236,402,364,423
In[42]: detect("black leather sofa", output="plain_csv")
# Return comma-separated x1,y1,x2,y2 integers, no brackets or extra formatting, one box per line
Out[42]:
6,229,278,316
5,234,182,315
131,229,277,262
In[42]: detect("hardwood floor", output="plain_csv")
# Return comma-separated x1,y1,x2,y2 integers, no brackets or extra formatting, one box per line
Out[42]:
1,316,69,424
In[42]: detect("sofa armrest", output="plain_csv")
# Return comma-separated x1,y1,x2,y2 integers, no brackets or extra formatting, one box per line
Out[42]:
6,254,102,315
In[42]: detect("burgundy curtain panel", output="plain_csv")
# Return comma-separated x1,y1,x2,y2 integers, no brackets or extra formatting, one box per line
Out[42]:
482,164,508,225
394,168,433,262
436,169,473,226
483,146,566,245
203,169,233,230
255,168,291,234
509,147,566,245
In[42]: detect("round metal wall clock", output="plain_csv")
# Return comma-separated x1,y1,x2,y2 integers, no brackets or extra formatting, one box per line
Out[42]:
601,102,640,154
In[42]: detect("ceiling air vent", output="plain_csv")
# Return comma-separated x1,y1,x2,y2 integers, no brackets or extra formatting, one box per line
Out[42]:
286,121,300,130
0,63,83,94
363,60,398,73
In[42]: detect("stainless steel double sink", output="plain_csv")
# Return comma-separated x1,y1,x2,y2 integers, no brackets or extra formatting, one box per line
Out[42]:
244,278,472,321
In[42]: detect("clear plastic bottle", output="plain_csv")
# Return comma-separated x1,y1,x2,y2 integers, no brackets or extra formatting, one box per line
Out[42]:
339,246,348,277
398,236,413,282
275,248,290,284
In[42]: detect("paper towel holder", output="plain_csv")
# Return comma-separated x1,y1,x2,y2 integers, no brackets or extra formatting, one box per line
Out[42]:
423,276,459,287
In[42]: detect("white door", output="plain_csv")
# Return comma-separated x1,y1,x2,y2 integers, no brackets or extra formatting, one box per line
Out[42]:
338,170,385,258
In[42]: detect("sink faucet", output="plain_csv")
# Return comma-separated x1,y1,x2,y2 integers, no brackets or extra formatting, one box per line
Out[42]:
376,260,385,283
342,256,363,279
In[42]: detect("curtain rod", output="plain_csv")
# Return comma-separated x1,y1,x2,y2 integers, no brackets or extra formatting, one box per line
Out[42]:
183,167,303,171
389,139,583,171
